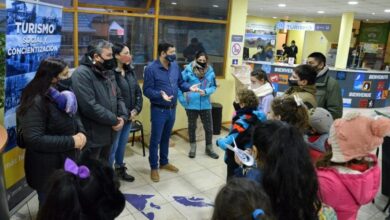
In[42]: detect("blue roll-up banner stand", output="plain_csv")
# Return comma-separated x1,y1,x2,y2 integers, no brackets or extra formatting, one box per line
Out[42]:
2,0,63,215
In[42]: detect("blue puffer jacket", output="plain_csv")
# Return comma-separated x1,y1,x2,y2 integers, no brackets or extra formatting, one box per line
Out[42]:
178,62,217,110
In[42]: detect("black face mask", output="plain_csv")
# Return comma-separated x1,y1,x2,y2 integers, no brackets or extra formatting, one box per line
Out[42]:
197,61,207,68
288,79,299,87
98,55,116,70
103,58,116,70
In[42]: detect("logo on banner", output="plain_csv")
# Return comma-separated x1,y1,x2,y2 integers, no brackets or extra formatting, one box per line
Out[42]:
359,99,368,108
377,81,385,91
269,74,279,83
353,73,365,91
368,99,375,108
336,71,346,80
278,74,289,85
362,81,371,91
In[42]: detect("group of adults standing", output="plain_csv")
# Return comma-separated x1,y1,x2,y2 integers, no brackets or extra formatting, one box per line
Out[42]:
17,39,219,207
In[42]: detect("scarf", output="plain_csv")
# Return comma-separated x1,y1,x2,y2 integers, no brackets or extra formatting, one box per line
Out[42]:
47,87,78,115
249,82,273,98
317,66,329,78
192,61,207,79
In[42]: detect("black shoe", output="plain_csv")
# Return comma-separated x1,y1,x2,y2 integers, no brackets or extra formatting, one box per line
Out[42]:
206,149,219,159
115,166,135,182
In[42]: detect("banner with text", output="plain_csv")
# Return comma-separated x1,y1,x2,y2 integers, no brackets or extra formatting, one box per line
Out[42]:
2,0,62,210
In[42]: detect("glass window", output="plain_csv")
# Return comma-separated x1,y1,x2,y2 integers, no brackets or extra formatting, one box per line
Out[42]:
78,0,156,14
38,0,72,7
78,13,154,79
159,0,228,20
158,20,226,76
61,12,75,67
79,0,147,7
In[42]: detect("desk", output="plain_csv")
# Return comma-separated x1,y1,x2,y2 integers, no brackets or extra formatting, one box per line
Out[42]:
242,61,390,108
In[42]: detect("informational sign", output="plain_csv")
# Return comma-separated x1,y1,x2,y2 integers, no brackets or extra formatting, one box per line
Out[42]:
276,22,331,32
3,0,63,211
231,35,243,59
359,22,390,44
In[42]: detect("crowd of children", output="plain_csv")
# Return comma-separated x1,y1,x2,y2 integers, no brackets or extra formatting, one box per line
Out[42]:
34,66,390,220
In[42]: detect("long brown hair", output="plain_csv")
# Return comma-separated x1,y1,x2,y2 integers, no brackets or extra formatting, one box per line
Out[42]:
271,96,309,133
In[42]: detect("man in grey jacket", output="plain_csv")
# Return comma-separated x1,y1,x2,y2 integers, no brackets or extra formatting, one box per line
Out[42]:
72,39,128,161
307,52,343,119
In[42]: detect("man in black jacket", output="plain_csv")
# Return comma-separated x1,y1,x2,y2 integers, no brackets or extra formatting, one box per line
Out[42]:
72,39,128,161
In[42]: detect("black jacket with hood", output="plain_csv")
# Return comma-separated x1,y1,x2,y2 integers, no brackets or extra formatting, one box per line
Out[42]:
72,55,128,148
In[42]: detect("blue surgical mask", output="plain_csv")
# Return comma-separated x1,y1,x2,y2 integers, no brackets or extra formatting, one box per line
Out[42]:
165,54,177,62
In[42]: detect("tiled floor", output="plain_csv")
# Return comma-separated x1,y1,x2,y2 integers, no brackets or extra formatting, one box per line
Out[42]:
10,107,390,220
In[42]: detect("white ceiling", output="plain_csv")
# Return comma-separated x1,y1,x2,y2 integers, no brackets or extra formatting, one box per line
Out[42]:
248,0,390,21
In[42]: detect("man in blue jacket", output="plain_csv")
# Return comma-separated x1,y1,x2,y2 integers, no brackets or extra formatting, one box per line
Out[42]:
143,43,199,182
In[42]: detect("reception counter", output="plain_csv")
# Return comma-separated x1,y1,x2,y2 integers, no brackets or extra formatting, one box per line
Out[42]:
242,61,390,108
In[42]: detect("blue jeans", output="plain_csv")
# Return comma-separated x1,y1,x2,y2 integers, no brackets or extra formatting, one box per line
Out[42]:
109,121,132,167
149,107,176,169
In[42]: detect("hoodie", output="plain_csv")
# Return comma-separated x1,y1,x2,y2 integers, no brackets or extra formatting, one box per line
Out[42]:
316,154,380,220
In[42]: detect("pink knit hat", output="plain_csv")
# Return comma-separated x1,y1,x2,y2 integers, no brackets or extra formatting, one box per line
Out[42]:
328,112,390,163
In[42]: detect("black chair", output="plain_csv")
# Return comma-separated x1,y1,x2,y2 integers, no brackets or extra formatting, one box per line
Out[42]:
130,120,145,157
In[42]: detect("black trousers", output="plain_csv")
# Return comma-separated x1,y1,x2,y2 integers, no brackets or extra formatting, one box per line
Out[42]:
81,145,112,162
186,109,213,145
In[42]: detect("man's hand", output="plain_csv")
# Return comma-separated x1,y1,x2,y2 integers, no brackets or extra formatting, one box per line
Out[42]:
112,117,124,131
129,109,138,120
161,91,173,102
199,89,206,96
190,83,201,92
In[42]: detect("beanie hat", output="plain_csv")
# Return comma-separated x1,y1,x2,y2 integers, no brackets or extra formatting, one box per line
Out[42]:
308,107,333,134
328,112,390,163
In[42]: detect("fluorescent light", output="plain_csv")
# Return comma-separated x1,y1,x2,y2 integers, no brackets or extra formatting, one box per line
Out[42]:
366,19,369,21
317,11,325,14
212,4,219,8
372,12,376,15
348,1,358,5
171,2,177,5
272,16,278,19
278,3,286,7
385,9,390,13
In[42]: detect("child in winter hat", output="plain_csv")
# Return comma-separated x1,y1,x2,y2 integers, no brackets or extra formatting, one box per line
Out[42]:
305,107,333,163
316,112,390,220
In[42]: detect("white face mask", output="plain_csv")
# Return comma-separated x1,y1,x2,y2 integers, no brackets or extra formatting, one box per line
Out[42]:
250,83,261,90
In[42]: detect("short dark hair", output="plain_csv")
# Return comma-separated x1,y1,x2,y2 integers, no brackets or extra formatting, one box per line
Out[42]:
293,64,317,85
87,39,112,58
291,40,295,44
212,178,274,220
195,51,208,61
308,52,326,65
158,43,174,56
191,38,198,43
